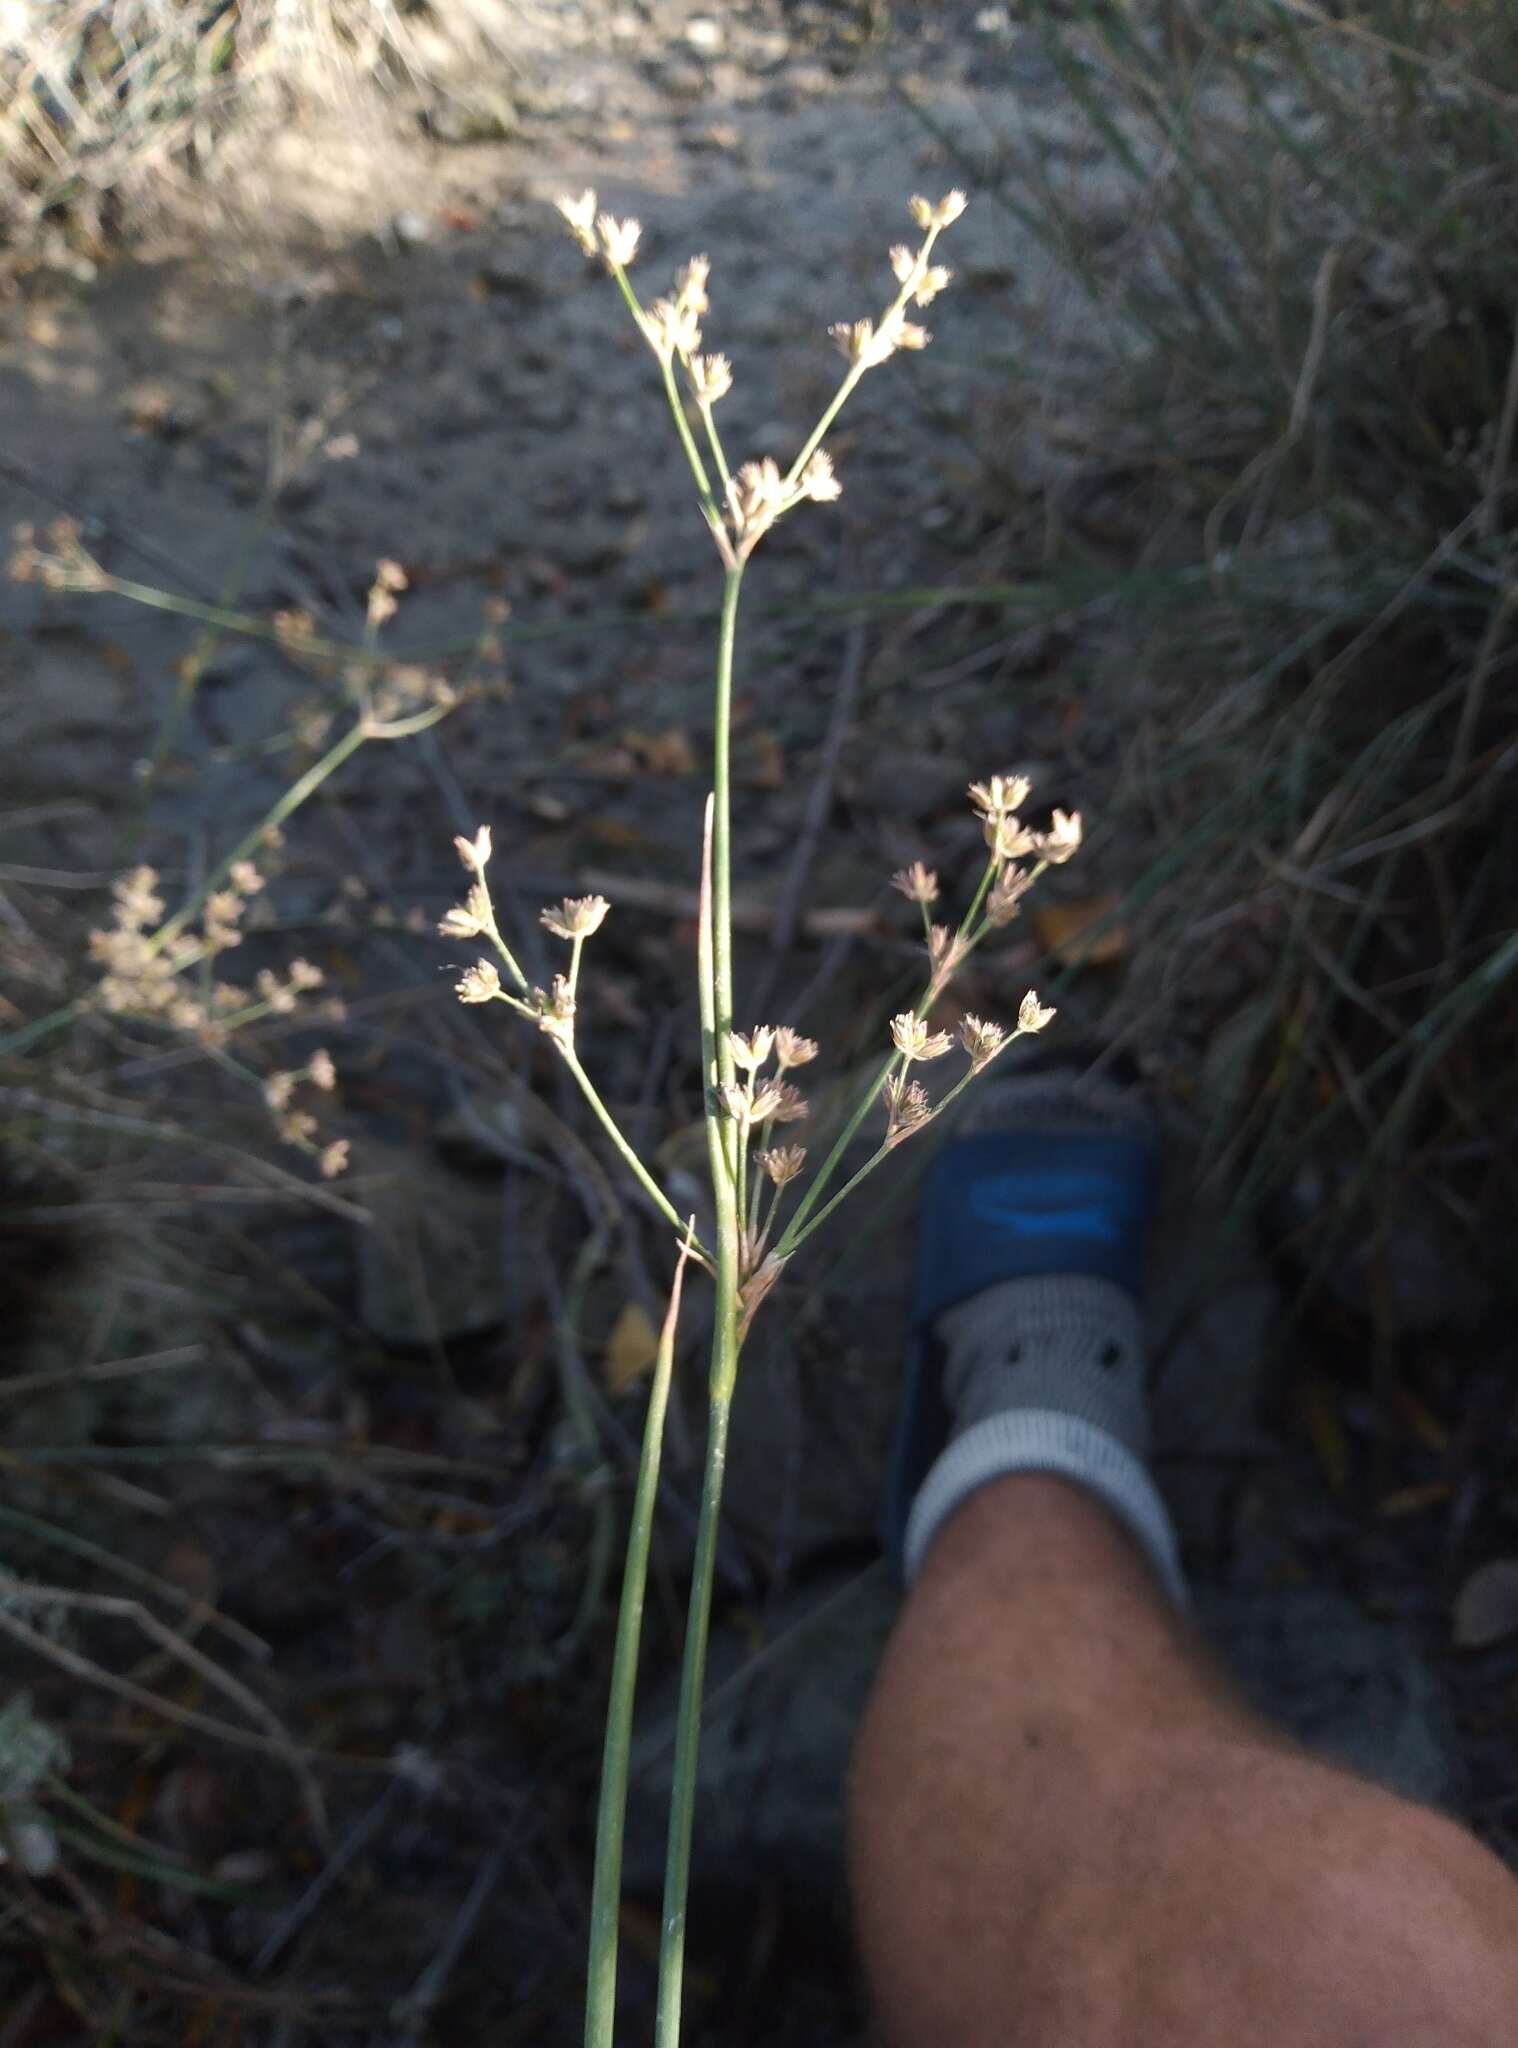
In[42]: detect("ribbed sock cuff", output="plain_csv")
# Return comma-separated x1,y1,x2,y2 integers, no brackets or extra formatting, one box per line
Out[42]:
903,1408,1188,1608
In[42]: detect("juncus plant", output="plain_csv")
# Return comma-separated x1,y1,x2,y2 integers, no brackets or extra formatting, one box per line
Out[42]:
439,189,1084,2046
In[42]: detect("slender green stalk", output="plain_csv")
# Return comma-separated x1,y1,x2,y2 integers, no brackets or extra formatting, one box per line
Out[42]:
585,1226,695,2048
775,1047,901,1253
711,569,744,1082
559,1044,713,1267
654,1352,736,2048
655,737,745,2047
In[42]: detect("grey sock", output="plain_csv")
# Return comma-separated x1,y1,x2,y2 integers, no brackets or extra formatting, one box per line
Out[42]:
903,1071,1187,1605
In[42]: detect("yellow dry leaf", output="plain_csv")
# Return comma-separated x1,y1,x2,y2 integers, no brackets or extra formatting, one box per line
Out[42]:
604,1301,660,1393
1034,894,1128,967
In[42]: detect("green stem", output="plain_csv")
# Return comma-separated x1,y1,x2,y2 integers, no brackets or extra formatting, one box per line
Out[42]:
559,1044,713,1266
654,1353,736,2047
585,1227,695,2048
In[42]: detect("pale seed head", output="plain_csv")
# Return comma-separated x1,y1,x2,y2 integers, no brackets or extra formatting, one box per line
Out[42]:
456,959,502,1004
728,1025,776,1072
890,861,939,906
675,254,710,316
540,894,610,940
307,1048,337,1092
727,457,787,548
895,319,931,351
757,1143,806,1187
829,317,877,366
555,189,598,255
883,1073,932,1145
958,1014,1007,1070
985,865,1034,927
769,1082,810,1125
985,814,1041,863
914,264,952,307
688,352,733,404
799,449,841,503
889,243,918,285
229,860,264,895
596,213,642,267
773,1027,819,1070
1040,808,1084,864
1018,990,1057,1034
454,825,492,873
645,295,702,362
288,958,324,991
890,1011,929,1059
319,1139,350,1179
263,1071,297,1111
968,773,1033,823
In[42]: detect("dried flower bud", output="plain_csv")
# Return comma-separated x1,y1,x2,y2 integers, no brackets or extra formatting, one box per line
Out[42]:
728,1026,776,1072
263,1071,297,1111
985,814,1041,863
829,318,879,366
688,352,733,404
596,213,642,267
891,1012,953,1061
1018,990,1057,1034
718,1083,751,1122
895,319,931,351
229,861,264,895
985,865,1034,927
890,861,939,906
769,1082,810,1125
439,881,492,939
727,457,787,548
456,959,502,1004
454,826,492,873
556,189,599,255
889,243,918,285
773,1028,819,1070
958,1014,1007,1071
540,894,610,940
798,450,842,503
883,1074,932,1145
319,1139,350,1179
909,190,968,230
757,1144,806,1186
968,773,1033,823
1039,809,1083,864
748,1079,786,1122
925,924,968,989
914,265,952,307
288,958,324,991
645,295,702,362
675,254,710,316
307,1048,337,1091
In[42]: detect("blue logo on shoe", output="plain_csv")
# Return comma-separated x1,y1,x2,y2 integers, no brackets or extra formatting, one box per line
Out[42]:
969,1170,1123,1244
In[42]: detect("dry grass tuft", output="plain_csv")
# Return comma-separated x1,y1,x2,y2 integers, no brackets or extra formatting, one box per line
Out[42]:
987,0,1518,1358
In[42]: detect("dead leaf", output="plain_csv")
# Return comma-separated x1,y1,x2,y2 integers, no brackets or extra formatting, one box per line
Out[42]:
623,727,697,777
1034,894,1127,967
604,1301,659,1393
1453,1559,1518,1650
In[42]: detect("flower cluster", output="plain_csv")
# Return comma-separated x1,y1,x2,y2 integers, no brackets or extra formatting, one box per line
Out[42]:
88,860,345,1170
9,518,110,593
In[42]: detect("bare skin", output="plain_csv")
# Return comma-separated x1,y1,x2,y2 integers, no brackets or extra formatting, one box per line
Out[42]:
849,1474,1518,2048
